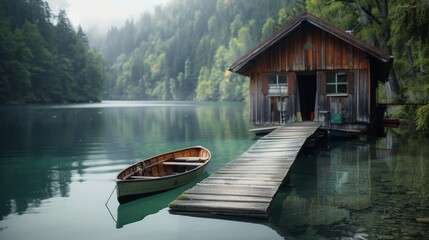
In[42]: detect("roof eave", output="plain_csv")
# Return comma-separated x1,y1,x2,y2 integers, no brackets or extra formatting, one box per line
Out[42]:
229,12,393,75
229,12,308,74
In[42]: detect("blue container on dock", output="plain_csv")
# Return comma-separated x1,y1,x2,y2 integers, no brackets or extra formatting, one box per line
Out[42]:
331,113,343,124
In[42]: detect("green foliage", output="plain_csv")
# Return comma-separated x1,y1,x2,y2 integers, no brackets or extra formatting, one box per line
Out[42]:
100,0,306,102
0,0,107,103
415,84,429,131
307,0,429,130
389,0,429,130
391,0,429,47
261,17,276,40
416,105,429,131
306,0,359,31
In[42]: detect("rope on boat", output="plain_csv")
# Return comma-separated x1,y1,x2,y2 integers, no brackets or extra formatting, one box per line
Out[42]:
105,185,117,206
105,185,117,224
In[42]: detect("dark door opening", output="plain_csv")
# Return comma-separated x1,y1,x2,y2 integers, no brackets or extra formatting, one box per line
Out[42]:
297,74,317,121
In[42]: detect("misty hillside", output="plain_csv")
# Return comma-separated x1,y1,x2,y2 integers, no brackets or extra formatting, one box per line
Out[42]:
0,0,106,103
99,0,305,101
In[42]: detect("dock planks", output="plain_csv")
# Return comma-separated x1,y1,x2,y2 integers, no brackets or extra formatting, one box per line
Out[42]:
169,122,321,219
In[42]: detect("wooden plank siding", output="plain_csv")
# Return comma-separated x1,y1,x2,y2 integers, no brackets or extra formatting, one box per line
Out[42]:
247,24,370,74
245,22,372,125
316,69,370,123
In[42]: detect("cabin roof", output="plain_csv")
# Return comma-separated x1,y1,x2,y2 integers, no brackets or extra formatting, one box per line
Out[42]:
229,12,393,81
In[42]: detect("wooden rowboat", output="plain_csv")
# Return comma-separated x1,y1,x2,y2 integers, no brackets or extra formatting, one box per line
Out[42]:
116,146,211,204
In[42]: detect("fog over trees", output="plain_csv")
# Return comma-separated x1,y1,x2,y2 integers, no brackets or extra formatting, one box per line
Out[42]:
97,0,305,102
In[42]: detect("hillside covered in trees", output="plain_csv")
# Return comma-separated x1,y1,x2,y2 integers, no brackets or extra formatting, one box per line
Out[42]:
0,0,106,103
98,0,305,101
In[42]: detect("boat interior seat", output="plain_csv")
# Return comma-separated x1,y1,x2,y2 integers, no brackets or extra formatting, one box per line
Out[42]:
163,162,204,166
174,157,208,162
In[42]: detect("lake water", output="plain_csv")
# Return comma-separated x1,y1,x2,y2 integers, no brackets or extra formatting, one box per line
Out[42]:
1,101,428,240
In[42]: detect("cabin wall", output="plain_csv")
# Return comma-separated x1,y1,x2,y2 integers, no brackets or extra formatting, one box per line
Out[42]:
247,22,372,126
252,23,370,72
317,69,370,123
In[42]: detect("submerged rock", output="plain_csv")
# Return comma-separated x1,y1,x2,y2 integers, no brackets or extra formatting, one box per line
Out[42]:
405,229,423,237
377,235,394,239
353,233,368,240
416,217,429,223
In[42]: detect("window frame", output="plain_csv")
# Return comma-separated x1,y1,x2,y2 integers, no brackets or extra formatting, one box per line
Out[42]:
267,74,288,96
326,72,348,96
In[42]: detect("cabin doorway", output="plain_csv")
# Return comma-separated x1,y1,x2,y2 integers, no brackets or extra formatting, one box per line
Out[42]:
297,74,317,121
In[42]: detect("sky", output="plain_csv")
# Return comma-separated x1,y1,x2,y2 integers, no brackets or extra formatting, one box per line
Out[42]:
46,0,171,33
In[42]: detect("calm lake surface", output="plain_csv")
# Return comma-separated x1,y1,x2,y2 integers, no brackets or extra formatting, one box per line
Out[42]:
1,101,428,239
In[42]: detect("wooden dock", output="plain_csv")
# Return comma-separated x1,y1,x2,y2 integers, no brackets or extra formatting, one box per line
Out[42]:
168,122,321,219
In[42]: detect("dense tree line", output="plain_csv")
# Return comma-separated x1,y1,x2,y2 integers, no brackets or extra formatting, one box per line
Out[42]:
0,0,106,103
98,0,305,101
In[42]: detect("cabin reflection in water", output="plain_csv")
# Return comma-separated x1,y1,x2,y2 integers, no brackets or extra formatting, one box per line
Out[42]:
270,142,371,232
317,144,371,210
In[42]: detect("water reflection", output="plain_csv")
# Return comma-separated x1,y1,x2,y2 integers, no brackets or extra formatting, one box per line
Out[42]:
115,173,209,229
2,101,428,239
115,189,180,229
270,129,429,239
0,101,252,224
318,142,371,211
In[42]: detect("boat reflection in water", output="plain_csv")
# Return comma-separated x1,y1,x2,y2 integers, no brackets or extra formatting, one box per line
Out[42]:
116,172,208,228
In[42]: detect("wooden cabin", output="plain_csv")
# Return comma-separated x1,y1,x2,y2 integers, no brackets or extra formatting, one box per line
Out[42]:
229,12,393,132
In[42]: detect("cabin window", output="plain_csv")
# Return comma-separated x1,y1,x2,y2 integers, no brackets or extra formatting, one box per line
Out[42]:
268,75,287,96
326,72,348,95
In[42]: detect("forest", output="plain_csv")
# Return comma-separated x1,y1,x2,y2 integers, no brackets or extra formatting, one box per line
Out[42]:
0,0,106,103
98,0,305,102
0,0,428,129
